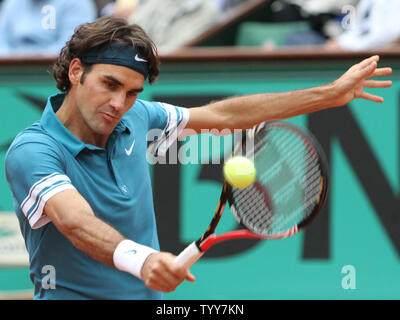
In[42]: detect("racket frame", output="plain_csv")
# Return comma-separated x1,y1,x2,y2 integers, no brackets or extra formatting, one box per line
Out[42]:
175,122,329,268
228,122,329,234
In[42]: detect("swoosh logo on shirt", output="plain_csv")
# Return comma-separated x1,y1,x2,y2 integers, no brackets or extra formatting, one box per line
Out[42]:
135,54,147,63
125,139,135,156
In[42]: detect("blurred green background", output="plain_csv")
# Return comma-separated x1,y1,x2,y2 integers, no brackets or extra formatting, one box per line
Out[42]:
1,56,399,299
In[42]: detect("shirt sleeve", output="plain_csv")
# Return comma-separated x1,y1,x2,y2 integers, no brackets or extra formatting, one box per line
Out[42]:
5,133,76,229
144,101,190,156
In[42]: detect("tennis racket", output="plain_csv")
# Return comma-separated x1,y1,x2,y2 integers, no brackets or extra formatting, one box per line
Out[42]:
174,121,329,269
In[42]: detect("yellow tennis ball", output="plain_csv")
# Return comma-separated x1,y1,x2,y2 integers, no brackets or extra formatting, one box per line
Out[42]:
223,156,256,189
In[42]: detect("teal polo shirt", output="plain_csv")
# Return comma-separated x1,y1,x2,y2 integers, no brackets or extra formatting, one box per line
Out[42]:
5,93,189,300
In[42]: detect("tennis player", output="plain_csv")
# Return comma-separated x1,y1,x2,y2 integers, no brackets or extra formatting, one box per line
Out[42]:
5,16,392,299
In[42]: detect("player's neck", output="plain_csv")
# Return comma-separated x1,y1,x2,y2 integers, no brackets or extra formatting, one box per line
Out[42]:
56,92,108,149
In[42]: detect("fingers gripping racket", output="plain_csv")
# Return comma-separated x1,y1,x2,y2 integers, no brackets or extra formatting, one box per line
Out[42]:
174,122,329,269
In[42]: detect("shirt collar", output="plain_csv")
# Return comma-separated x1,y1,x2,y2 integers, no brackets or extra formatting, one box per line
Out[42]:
40,93,131,157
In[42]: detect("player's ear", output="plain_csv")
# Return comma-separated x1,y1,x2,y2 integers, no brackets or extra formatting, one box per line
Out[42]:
69,58,85,87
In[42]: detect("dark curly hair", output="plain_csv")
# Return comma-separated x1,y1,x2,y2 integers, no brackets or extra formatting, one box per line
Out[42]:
53,16,160,92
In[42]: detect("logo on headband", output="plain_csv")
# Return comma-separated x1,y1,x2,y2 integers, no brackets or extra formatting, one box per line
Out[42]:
134,54,147,63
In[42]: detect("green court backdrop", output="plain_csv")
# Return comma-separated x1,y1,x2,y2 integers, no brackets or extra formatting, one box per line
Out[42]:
1,57,399,299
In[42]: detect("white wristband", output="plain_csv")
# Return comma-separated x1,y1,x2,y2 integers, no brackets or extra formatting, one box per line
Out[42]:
113,239,158,279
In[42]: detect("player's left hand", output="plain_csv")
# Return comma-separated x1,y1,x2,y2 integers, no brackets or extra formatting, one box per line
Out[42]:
330,55,392,107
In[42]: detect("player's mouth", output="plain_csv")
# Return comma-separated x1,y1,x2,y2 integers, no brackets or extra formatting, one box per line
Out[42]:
100,112,119,123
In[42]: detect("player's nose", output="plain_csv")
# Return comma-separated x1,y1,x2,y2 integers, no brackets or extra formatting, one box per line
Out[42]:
109,92,126,111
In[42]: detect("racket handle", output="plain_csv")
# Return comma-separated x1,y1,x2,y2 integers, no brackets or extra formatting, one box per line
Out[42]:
174,242,204,269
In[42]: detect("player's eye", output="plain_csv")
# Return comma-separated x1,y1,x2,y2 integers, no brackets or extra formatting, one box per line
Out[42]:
104,81,117,90
127,91,138,98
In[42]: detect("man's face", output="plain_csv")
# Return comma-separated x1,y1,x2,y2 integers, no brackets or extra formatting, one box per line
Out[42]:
74,63,145,138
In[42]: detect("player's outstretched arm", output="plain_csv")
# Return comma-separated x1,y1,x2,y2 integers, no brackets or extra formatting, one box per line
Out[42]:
186,55,392,133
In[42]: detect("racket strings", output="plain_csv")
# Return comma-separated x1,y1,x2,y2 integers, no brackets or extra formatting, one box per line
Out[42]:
254,128,309,171
233,191,270,227
233,174,321,234
265,172,321,232
233,186,274,233
233,183,317,234
245,129,293,168
268,178,321,232
231,125,324,235
252,130,312,185
268,157,320,204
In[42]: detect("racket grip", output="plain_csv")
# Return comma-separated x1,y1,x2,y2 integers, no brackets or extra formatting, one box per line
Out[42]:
174,242,204,269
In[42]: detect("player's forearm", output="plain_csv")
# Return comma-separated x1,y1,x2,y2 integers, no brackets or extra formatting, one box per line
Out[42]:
70,217,124,267
208,84,335,130
44,191,123,267
45,190,158,279
56,212,125,267
60,214,159,279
